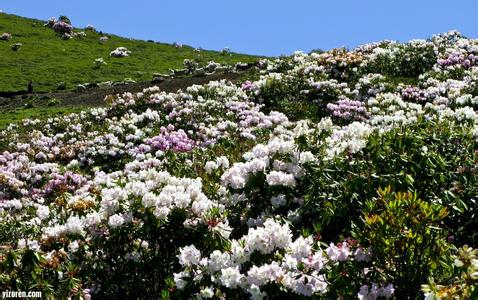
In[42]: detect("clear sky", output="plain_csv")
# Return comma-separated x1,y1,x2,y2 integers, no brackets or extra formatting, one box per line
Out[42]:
1,0,477,56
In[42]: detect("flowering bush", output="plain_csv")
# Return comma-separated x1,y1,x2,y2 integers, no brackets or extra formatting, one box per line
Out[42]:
110,47,131,58
10,42,22,51
1,31,477,299
52,21,73,35
422,245,478,299
0,32,12,41
93,58,107,69
221,47,231,55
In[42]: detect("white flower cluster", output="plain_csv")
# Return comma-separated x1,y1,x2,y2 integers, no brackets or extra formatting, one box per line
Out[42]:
175,219,329,298
221,136,311,191
325,122,373,159
110,47,131,58
358,283,395,300
367,93,423,129
204,156,230,174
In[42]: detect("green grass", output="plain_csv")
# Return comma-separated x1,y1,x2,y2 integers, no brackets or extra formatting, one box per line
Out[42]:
0,106,87,128
0,13,261,92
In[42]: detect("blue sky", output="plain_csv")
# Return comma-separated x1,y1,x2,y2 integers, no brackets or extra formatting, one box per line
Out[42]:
1,0,477,56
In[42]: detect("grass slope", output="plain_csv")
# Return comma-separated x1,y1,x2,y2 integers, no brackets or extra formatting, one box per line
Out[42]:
0,13,260,92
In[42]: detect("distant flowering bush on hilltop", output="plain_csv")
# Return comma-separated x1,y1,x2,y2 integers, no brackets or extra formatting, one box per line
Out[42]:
110,47,131,58
93,58,107,69
45,17,73,34
0,32,12,41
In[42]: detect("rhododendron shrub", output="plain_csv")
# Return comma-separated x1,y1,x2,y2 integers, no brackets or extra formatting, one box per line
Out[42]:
1,31,478,298
353,187,452,299
422,245,478,299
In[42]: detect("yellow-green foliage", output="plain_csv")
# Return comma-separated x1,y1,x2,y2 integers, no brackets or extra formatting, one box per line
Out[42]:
354,186,451,298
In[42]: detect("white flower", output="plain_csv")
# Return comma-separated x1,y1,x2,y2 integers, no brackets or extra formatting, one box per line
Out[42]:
141,241,149,249
216,156,229,168
153,207,170,220
252,144,269,158
244,219,292,254
230,240,249,264
326,242,350,262
142,192,157,208
208,250,231,272
378,283,395,298
17,239,27,249
354,247,372,262
289,236,312,259
358,285,371,300
247,262,284,287
199,286,214,298
302,252,327,271
85,212,102,227
212,220,232,239
248,284,267,300
108,214,125,228
230,175,246,189
266,171,296,187
283,254,298,270
36,205,50,220
270,195,287,208
205,161,218,174
68,240,79,253
18,239,40,251
173,271,189,289
65,216,85,235
178,245,201,267
220,266,243,288
290,274,327,296
299,151,316,164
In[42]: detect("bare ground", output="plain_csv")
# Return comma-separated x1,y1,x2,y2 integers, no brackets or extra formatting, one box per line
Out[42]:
0,72,244,111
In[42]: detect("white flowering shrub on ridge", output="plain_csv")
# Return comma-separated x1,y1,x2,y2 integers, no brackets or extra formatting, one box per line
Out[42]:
110,47,131,58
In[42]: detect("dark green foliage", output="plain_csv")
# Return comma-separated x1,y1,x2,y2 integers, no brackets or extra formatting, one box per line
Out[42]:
300,118,477,245
363,42,437,78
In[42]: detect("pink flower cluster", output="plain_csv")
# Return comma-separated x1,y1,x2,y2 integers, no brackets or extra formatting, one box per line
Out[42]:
140,125,195,153
438,51,477,68
326,98,367,121
53,21,73,34
44,171,89,195
45,17,73,35
399,86,430,102
241,80,257,92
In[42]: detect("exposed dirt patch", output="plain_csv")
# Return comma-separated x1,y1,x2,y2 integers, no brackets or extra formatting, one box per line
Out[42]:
0,72,244,110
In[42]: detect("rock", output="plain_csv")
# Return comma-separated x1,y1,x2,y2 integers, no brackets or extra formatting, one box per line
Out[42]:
151,76,164,84
86,83,99,89
193,68,206,77
173,69,188,76
76,84,87,92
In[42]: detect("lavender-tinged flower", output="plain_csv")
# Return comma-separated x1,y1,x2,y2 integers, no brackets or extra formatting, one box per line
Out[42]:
326,98,368,121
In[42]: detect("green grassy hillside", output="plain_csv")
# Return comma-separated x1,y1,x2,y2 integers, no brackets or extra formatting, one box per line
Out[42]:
0,13,260,92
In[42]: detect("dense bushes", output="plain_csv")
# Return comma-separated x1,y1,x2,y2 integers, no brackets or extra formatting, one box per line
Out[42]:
1,32,477,299
300,118,477,246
